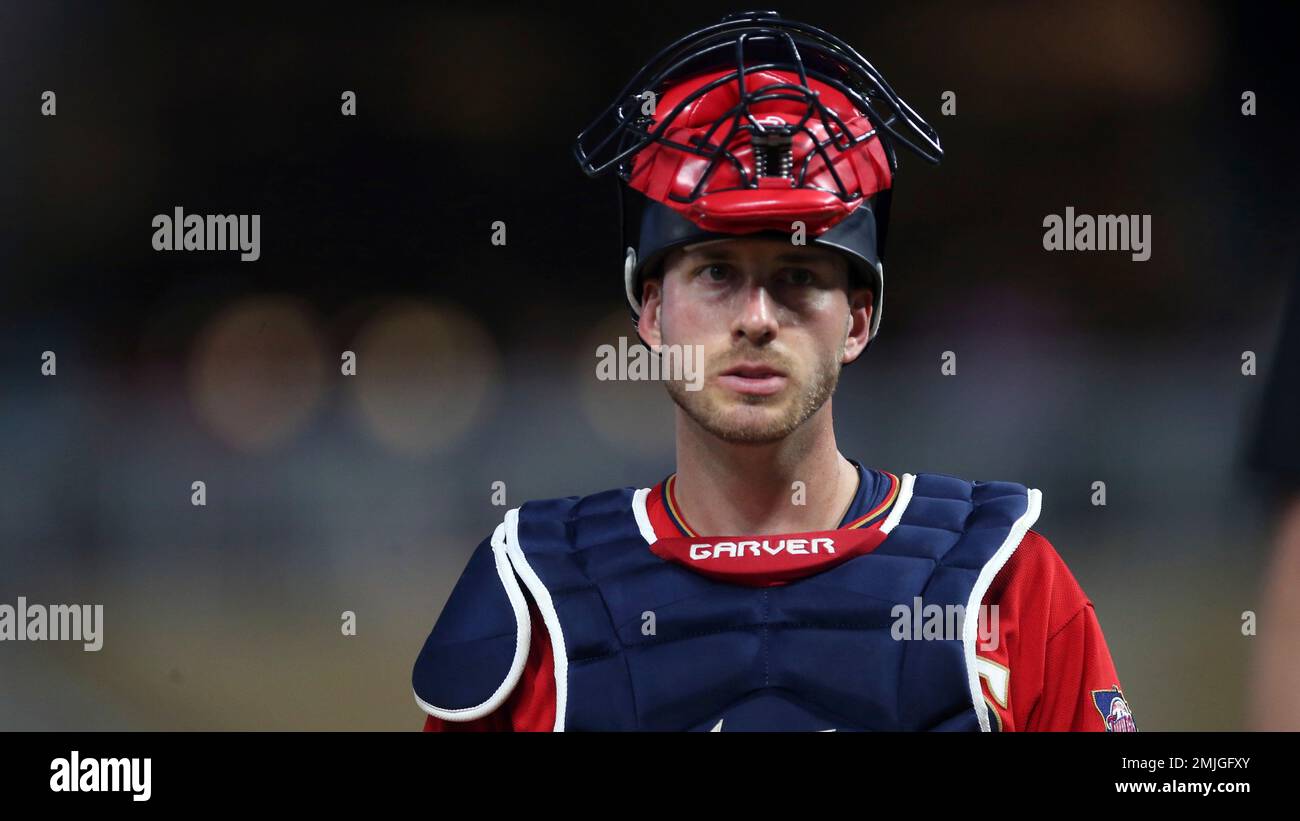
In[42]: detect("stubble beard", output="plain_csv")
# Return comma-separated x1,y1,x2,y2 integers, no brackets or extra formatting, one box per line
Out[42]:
664,339,846,444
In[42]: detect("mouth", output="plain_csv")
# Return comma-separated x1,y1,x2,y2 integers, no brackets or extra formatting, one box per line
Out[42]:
716,363,789,397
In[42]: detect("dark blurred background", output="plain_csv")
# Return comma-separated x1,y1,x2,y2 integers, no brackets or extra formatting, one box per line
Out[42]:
1,0,1297,729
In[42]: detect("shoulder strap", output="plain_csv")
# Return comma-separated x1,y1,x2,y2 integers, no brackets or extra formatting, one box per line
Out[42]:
411,519,533,722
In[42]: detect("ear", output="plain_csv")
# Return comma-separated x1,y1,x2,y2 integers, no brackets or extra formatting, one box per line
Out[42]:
637,277,664,348
841,286,873,365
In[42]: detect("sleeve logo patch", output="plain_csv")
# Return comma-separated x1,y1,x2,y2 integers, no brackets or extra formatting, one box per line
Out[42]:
1091,685,1137,732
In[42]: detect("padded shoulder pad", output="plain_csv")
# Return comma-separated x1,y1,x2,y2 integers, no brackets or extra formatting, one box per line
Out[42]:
412,520,531,721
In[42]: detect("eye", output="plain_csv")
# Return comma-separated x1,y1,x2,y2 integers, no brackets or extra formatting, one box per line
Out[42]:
783,267,815,286
697,263,731,282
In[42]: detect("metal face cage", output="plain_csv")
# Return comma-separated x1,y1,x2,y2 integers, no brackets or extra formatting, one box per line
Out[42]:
573,9,943,203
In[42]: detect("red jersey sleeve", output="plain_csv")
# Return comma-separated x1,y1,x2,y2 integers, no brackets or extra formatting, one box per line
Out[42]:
977,530,1133,732
421,599,558,732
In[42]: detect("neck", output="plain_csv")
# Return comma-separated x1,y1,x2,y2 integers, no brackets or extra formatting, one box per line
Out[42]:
672,400,858,536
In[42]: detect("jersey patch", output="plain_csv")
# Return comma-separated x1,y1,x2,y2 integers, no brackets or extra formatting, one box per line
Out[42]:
1091,685,1137,732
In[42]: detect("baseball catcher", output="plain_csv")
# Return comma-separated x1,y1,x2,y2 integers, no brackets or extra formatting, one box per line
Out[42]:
412,10,1131,732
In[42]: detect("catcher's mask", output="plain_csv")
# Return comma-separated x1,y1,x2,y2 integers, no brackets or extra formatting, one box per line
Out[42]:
573,9,942,343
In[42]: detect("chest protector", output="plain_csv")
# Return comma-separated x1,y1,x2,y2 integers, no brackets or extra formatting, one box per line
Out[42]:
413,472,1041,731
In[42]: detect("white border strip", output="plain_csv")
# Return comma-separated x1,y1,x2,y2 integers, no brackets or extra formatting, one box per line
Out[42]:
879,473,915,534
414,520,532,722
963,488,1042,732
502,506,571,732
631,487,657,546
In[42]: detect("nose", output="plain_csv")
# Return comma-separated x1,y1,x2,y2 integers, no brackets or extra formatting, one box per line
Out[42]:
731,282,778,345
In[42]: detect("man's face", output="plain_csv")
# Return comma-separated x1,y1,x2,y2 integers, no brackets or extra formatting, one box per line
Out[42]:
638,237,873,443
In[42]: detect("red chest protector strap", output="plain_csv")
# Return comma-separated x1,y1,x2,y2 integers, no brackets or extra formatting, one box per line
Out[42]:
649,527,889,587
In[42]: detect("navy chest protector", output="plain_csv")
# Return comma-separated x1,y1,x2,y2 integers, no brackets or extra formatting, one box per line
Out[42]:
413,473,1040,731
